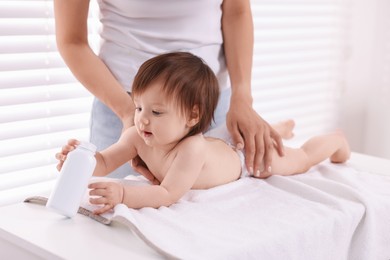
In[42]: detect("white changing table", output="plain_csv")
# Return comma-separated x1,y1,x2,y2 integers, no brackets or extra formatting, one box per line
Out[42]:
0,202,161,259
0,152,389,259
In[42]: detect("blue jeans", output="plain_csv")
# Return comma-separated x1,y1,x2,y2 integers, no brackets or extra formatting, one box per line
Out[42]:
90,88,231,178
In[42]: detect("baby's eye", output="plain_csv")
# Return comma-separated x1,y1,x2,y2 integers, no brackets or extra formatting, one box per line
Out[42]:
152,110,162,116
135,107,142,112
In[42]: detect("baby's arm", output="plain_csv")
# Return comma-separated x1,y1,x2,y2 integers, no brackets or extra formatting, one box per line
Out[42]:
93,127,139,176
89,136,206,212
90,180,192,213
56,127,139,177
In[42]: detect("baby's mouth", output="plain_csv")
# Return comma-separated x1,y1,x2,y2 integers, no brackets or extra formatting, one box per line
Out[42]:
143,131,152,137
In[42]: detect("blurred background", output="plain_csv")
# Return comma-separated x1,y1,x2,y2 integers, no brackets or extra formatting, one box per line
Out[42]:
0,0,389,206
250,0,390,160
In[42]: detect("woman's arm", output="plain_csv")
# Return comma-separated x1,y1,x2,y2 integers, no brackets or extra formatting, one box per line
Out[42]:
221,0,284,177
53,0,134,128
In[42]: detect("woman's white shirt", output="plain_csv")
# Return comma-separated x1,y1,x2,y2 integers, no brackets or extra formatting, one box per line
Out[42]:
97,0,229,91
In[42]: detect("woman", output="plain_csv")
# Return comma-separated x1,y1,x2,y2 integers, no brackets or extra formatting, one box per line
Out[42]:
53,0,284,178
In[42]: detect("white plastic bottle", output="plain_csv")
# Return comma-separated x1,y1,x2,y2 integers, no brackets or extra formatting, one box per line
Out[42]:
46,142,97,218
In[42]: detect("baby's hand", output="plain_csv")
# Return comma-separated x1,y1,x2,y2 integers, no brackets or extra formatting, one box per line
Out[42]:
88,182,124,215
55,139,80,171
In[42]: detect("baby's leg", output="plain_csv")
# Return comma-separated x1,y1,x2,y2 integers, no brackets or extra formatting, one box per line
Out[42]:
301,132,350,165
260,147,310,178
272,119,295,140
260,132,350,178
329,132,351,163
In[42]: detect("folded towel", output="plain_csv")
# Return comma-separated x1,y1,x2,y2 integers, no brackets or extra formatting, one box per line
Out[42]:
80,163,390,259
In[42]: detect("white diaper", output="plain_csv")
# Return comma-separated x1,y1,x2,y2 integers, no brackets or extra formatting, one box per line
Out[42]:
236,149,250,178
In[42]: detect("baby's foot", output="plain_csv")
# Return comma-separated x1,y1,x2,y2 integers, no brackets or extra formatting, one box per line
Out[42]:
273,119,295,140
330,131,351,163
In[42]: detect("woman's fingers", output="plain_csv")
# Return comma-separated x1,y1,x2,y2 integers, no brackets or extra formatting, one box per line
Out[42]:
131,156,155,182
260,132,273,176
242,128,257,176
270,128,284,157
228,122,245,151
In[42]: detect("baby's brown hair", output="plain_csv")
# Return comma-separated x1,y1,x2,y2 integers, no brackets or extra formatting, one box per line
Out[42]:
132,52,220,136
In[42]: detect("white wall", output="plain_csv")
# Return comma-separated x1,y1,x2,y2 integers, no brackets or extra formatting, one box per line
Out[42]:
341,0,390,159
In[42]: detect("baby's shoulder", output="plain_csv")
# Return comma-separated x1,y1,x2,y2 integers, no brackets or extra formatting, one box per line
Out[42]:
120,126,143,145
122,125,138,136
179,134,207,152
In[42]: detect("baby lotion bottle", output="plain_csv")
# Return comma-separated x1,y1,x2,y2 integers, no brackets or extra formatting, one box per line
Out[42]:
46,142,97,218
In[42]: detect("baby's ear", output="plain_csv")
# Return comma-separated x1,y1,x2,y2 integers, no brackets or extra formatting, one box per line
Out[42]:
187,105,200,127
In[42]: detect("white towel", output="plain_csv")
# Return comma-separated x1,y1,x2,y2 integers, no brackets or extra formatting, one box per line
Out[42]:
82,163,390,259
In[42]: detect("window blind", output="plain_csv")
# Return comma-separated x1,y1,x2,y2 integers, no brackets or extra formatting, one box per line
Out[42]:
250,0,349,145
0,0,97,206
365,0,390,158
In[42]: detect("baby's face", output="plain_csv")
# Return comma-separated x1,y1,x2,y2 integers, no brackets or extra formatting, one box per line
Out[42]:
133,82,191,148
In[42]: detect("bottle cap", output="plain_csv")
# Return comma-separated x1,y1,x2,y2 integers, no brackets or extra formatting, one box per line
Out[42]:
78,142,97,153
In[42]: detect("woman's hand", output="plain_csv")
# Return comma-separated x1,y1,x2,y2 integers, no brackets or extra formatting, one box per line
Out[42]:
55,139,80,171
131,156,161,185
88,181,124,215
226,96,284,177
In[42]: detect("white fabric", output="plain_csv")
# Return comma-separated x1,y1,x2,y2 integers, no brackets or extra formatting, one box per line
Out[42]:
83,163,390,259
97,0,228,92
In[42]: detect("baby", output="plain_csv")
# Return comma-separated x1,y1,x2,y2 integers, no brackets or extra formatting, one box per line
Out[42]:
56,52,350,214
